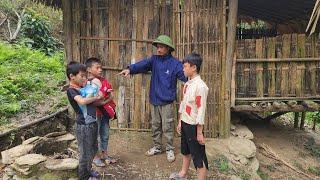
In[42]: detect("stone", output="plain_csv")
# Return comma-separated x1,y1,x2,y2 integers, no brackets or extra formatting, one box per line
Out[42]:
1,144,34,164
231,124,236,131
248,157,259,172
15,154,47,167
233,125,254,140
230,175,241,180
45,158,78,171
239,156,248,165
22,137,41,145
229,137,256,158
69,140,78,151
12,175,37,180
56,133,75,142
38,173,63,180
45,131,67,138
11,163,31,176
3,167,15,180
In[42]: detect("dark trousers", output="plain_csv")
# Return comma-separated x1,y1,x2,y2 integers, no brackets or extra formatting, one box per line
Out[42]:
76,122,98,180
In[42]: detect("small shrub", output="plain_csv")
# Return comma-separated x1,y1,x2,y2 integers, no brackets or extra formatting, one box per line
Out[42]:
308,166,320,176
213,155,230,173
20,9,62,55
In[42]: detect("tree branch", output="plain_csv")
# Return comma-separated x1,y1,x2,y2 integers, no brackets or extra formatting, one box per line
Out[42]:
10,9,24,41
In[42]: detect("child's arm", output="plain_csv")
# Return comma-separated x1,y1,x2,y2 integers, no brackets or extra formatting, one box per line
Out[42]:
195,85,209,145
176,113,182,135
74,94,102,105
93,92,113,106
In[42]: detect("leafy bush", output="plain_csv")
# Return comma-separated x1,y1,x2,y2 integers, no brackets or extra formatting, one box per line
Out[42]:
0,42,65,121
20,9,62,55
213,155,230,173
27,2,63,41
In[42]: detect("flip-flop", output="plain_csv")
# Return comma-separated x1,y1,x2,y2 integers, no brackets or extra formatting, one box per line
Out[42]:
104,156,117,164
169,172,187,180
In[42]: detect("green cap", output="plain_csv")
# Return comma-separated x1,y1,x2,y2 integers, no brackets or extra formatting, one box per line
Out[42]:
152,35,175,51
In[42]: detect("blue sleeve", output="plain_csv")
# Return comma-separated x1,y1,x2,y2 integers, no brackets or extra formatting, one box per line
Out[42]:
128,57,153,74
176,61,188,82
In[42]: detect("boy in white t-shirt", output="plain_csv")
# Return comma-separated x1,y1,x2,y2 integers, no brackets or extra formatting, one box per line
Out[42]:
170,53,209,180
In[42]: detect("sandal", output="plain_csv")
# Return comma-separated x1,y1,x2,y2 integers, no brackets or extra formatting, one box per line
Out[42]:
103,156,117,164
169,172,187,180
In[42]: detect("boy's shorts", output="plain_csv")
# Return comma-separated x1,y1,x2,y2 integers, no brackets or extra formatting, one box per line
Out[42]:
181,121,208,170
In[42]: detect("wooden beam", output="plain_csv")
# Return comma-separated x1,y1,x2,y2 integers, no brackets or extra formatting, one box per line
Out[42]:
236,57,320,63
224,0,238,137
263,112,289,121
236,96,320,101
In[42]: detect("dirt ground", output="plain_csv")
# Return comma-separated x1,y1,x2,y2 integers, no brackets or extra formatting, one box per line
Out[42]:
1,114,320,180
96,131,200,180
246,118,320,180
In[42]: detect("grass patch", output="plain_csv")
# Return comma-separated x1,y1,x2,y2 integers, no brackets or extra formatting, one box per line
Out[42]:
308,166,320,176
213,155,230,173
257,169,269,180
0,42,66,121
304,138,320,159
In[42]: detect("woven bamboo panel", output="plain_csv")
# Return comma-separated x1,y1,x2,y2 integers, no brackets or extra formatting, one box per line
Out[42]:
63,0,227,137
235,34,320,102
174,0,227,137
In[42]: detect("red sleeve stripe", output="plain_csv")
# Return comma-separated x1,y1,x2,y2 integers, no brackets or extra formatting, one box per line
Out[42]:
196,96,201,108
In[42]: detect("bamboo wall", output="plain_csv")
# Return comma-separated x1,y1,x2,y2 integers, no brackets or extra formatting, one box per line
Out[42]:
64,0,173,130
63,0,228,137
174,0,227,137
235,34,320,106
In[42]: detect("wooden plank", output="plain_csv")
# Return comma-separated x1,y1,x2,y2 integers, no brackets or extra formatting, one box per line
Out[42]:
267,37,276,97
310,35,317,95
255,39,264,97
236,96,320,101
236,57,320,63
289,34,298,96
133,0,145,129
72,0,80,62
296,34,306,97
62,0,73,62
280,34,290,96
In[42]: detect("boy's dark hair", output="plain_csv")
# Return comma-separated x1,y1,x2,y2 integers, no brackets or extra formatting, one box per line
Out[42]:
183,53,203,73
85,57,101,68
66,61,86,80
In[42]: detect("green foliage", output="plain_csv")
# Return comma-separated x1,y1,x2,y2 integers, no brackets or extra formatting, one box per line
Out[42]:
257,169,269,180
237,20,267,30
20,9,62,55
213,155,230,173
27,2,62,41
308,166,320,176
304,138,320,159
0,42,65,121
0,0,27,15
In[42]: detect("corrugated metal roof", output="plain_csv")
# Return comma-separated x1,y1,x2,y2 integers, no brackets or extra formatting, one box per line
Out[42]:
239,0,315,24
